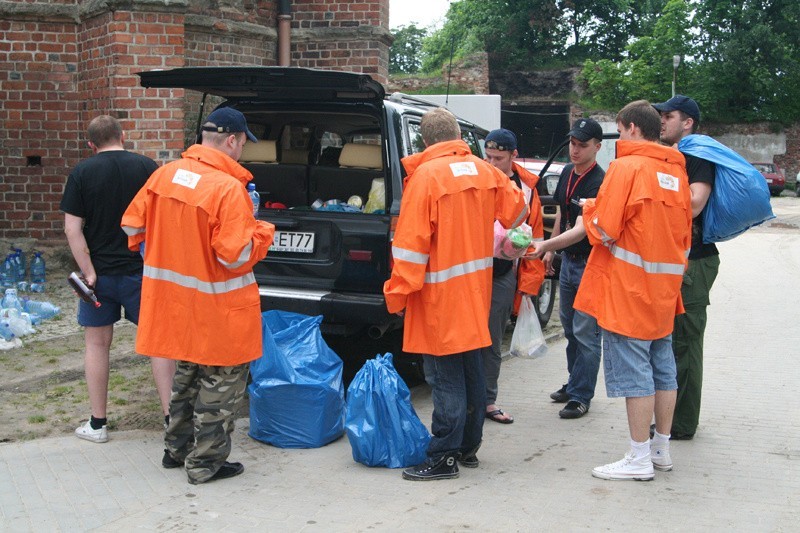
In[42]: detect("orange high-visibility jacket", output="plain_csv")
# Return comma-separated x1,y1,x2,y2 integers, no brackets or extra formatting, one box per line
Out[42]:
574,140,691,340
513,161,545,301
121,144,275,365
384,139,529,356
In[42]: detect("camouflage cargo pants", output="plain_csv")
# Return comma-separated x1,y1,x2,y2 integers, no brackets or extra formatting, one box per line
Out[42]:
165,361,249,484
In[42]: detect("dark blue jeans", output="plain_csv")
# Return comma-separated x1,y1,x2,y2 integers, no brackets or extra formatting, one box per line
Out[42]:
559,253,601,406
423,349,486,460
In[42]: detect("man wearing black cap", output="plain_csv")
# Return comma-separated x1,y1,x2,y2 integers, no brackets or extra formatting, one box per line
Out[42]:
123,107,275,484
652,95,720,440
482,128,546,425
537,118,605,419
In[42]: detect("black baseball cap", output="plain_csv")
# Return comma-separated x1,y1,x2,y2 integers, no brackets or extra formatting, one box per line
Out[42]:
653,95,700,122
567,118,603,142
485,128,518,151
202,107,258,142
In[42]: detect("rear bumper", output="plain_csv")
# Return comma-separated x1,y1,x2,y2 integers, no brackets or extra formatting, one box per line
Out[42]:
258,286,396,333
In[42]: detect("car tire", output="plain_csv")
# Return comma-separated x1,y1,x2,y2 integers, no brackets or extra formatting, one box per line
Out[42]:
533,278,555,327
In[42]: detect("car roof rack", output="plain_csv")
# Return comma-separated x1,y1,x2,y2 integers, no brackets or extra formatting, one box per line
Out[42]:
387,92,441,109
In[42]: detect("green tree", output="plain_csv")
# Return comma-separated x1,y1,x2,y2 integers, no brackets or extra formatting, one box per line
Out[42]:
420,0,567,72
389,24,428,74
579,0,694,111
692,0,800,122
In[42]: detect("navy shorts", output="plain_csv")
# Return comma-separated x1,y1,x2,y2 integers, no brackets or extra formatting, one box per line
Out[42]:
77,273,142,327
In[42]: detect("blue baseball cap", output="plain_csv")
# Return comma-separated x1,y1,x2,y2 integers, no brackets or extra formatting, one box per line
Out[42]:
202,107,258,142
653,95,701,122
485,128,518,151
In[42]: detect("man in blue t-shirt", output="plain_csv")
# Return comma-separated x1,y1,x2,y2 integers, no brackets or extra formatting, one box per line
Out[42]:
60,115,175,443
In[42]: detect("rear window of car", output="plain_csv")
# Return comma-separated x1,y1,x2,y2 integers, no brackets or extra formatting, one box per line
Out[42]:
753,163,775,173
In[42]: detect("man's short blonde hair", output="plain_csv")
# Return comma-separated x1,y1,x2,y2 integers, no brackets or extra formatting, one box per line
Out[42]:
420,107,461,146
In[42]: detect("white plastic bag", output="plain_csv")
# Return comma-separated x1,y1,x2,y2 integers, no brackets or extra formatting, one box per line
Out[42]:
510,296,547,359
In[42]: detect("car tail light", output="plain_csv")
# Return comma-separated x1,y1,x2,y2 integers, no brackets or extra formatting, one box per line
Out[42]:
347,250,372,262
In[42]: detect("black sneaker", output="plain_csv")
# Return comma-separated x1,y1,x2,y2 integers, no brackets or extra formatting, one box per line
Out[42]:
188,461,245,485
550,384,569,403
162,449,184,469
402,455,459,481
458,443,481,468
559,400,589,419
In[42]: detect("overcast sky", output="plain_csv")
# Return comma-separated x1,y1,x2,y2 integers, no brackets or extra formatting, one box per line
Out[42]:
389,0,454,30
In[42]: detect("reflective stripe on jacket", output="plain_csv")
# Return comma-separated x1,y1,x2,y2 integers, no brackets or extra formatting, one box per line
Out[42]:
384,140,528,356
574,140,691,340
121,144,275,365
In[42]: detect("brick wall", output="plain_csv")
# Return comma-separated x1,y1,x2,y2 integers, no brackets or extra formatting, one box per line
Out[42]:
0,0,390,244
0,17,80,242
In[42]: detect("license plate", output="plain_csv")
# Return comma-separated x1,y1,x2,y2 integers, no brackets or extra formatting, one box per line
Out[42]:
270,231,315,253
765,178,773,183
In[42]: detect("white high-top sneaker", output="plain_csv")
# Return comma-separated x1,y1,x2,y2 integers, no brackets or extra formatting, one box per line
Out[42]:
592,451,654,481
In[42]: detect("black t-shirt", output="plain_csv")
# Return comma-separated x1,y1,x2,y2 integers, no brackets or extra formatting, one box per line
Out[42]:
60,150,157,275
552,162,605,257
685,154,719,260
493,170,523,278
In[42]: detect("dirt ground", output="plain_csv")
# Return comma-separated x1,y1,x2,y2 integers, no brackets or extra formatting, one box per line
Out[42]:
0,247,564,443
0,256,166,443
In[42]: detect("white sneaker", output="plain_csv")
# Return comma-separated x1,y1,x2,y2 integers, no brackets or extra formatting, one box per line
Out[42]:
75,421,108,443
592,451,654,481
650,443,673,472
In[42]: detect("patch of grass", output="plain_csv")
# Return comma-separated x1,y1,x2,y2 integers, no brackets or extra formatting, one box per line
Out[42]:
46,386,74,398
34,346,71,358
108,374,126,388
55,408,66,415
111,397,128,406
28,415,46,424
12,364,25,372
47,357,58,364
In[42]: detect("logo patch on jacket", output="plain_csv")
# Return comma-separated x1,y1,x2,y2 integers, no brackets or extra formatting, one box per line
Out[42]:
449,162,478,177
172,169,202,189
657,172,679,192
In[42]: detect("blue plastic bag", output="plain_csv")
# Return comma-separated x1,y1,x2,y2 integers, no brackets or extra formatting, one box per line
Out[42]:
678,134,775,243
248,311,345,448
345,353,430,468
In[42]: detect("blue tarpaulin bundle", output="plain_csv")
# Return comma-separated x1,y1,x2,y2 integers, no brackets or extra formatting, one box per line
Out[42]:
249,311,345,448
345,353,430,468
678,134,775,243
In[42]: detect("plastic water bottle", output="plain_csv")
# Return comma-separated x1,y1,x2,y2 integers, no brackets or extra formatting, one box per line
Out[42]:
1,288,24,313
30,252,46,292
0,319,14,341
7,313,32,337
0,256,14,289
14,248,26,279
247,183,260,216
23,300,60,320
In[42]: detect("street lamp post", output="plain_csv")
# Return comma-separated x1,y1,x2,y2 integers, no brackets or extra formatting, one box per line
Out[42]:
672,55,681,97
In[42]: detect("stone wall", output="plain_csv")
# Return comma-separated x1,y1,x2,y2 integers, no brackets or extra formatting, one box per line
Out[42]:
385,53,490,96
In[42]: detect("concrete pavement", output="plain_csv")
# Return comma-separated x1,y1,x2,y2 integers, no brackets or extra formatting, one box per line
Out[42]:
2,226,799,532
